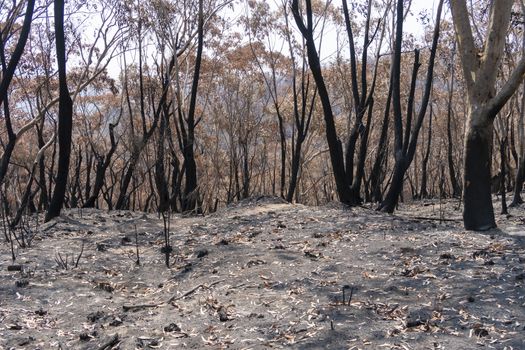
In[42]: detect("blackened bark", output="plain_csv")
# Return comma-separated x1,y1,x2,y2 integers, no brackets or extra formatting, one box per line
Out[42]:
511,85,525,206
463,123,496,230
511,157,525,206
83,122,118,208
292,0,355,205
70,148,82,208
379,0,443,212
351,98,374,197
181,0,203,213
500,136,508,214
380,159,407,213
0,0,35,186
154,97,171,213
45,0,73,222
446,46,461,197
37,122,49,210
447,99,461,197
419,103,433,198
369,81,392,203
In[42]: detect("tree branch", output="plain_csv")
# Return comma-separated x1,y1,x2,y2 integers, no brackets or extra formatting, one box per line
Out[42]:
487,56,525,118
449,0,479,92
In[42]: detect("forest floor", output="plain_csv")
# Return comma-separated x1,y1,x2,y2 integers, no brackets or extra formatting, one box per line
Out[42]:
1,196,525,349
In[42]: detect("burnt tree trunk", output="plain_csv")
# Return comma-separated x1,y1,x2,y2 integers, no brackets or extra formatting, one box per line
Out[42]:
463,121,496,229
83,122,118,208
378,0,443,213
419,103,433,199
45,0,73,222
500,135,508,215
181,0,204,213
0,0,35,186
292,0,356,205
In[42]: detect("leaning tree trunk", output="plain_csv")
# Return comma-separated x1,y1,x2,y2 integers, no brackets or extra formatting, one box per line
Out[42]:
45,0,73,222
463,119,496,230
292,0,355,205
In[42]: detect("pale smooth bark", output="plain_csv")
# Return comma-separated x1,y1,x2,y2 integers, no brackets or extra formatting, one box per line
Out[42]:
450,0,525,230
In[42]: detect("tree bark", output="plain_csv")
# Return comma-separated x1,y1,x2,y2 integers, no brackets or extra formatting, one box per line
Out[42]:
83,122,118,208
463,121,496,229
0,0,36,187
45,0,73,222
450,0,525,229
378,0,443,212
292,0,356,205
181,0,204,213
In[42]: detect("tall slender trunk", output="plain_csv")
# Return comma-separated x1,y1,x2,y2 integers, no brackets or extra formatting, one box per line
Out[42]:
500,136,508,214
351,98,374,197
379,0,443,212
0,0,35,186
45,0,73,222
292,0,356,205
419,103,433,199
511,84,525,206
83,122,118,208
369,82,392,203
181,0,204,213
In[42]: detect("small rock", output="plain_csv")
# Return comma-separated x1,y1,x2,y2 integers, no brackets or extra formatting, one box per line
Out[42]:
87,311,105,323
15,280,29,288
164,323,181,332
160,245,173,254
304,250,321,260
246,259,266,267
35,308,47,316
439,253,455,260
96,281,114,293
406,308,431,328
218,307,229,322
484,259,495,266
96,243,108,252
109,316,123,327
181,263,193,273
17,336,35,346
196,249,209,258
467,296,475,303
473,250,490,259
516,273,525,281
473,327,489,337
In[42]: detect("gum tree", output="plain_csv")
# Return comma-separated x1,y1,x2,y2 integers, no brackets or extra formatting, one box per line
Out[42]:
450,0,525,230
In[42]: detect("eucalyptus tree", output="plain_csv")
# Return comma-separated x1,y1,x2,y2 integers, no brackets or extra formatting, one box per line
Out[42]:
0,0,36,188
376,0,444,212
450,0,525,230
44,0,72,221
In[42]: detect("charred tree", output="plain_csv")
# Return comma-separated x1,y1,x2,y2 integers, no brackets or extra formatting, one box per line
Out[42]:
378,0,444,212
45,0,74,222
292,0,356,205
